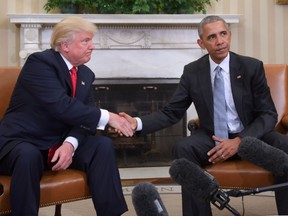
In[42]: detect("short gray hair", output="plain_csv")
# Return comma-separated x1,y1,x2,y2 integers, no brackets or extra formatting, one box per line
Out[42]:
198,15,229,38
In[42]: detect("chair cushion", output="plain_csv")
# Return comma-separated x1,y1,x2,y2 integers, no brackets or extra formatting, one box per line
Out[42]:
204,161,274,190
0,169,91,213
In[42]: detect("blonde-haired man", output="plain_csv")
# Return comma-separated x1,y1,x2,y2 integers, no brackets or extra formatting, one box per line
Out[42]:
0,17,131,216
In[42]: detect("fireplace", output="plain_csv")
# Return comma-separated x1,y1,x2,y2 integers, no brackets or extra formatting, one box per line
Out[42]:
93,78,186,167
8,14,240,168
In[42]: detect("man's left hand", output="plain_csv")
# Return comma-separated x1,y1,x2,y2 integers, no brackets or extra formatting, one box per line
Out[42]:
51,141,74,171
207,136,241,164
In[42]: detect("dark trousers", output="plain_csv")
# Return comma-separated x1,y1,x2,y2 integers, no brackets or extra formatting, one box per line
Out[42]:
0,136,128,216
172,129,288,216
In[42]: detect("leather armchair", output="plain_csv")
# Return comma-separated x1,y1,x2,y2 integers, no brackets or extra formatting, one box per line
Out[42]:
0,67,92,216
189,64,288,189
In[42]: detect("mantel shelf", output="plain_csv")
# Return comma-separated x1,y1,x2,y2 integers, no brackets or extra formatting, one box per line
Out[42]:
8,13,240,25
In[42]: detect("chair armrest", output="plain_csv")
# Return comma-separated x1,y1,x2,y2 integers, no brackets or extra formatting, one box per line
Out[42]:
281,114,288,130
187,119,200,134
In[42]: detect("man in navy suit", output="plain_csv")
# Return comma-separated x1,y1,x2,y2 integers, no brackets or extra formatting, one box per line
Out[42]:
0,17,133,216
121,15,288,215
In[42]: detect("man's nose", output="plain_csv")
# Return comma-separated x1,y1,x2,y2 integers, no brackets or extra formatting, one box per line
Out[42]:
216,35,224,44
89,42,95,49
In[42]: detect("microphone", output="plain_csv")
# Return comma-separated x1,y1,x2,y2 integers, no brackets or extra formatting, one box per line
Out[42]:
238,136,288,176
169,158,218,201
169,158,240,216
132,182,169,216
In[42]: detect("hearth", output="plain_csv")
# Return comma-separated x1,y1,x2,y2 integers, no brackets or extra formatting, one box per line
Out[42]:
93,78,187,168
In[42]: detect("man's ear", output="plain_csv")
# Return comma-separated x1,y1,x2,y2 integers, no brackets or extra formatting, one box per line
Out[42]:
60,42,69,52
197,39,205,49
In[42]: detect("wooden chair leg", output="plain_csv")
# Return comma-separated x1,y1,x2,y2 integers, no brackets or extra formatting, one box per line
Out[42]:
0,184,3,195
54,204,62,216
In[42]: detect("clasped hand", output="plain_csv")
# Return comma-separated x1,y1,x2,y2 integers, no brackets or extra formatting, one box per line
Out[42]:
108,112,136,137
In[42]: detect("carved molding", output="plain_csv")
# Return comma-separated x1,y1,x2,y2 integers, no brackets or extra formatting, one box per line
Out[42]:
98,27,151,49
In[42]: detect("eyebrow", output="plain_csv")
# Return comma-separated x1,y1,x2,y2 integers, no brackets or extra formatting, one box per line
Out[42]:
207,33,216,40
207,30,227,39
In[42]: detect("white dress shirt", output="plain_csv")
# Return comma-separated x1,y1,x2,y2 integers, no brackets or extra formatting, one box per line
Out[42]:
209,54,244,134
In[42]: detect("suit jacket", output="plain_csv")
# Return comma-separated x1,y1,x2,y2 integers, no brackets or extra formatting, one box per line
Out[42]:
0,49,100,159
140,52,278,139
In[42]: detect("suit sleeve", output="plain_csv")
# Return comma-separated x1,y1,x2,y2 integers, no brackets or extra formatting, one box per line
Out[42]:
237,61,278,138
21,52,101,135
140,71,193,135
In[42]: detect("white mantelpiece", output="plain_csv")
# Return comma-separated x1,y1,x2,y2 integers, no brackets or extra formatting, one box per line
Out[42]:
8,14,240,79
8,14,240,131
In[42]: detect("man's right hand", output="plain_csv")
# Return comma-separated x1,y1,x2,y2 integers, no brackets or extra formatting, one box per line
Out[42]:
108,112,134,137
119,112,137,131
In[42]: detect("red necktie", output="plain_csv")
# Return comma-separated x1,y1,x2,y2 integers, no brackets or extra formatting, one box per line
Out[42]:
70,66,77,97
47,67,78,168
47,143,61,168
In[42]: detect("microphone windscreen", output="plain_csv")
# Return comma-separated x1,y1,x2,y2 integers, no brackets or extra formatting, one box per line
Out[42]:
169,158,219,201
238,136,288,176
132,182,169,216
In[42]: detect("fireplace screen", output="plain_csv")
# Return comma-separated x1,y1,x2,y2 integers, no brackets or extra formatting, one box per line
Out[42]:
93,78,187,168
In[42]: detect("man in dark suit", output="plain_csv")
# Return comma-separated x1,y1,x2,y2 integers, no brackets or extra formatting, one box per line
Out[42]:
121,15,288,215
0,17,133,216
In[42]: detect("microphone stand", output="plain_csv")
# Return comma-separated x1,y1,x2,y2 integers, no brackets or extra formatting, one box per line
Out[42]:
227,182,288,197
211,182,288,215
211,189,241,216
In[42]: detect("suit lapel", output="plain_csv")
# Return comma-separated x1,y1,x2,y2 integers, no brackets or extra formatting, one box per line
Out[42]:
229,53,245,120
54,51,74,95
198,57,214,120
74,66,89,99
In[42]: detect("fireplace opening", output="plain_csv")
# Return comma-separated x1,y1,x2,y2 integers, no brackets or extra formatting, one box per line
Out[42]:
93,78,187,168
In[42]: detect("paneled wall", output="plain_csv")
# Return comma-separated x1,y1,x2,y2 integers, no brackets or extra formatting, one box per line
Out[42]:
0,0,287,66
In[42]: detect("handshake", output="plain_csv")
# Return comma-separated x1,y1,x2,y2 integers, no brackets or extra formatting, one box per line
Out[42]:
108,112,137,137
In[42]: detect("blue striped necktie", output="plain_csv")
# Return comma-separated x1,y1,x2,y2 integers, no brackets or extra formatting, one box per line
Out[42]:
213,66,228,145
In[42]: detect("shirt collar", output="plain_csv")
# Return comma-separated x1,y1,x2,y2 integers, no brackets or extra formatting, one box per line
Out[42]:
209,53,230,73
60,53,75,71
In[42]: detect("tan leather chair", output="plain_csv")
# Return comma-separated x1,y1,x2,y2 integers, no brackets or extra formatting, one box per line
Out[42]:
190,64,288,189
0,67,93,216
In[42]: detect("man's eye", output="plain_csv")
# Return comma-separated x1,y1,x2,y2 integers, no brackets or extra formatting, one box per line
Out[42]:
208,35,216,41
82,39,90,44
221,32,227,36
